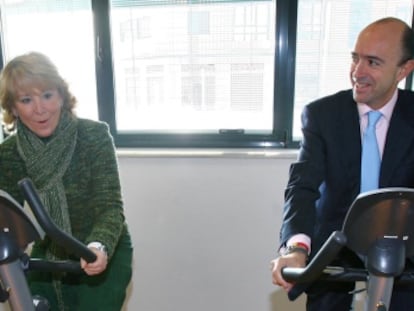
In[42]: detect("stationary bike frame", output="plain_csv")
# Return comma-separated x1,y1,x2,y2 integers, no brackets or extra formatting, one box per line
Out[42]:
0,178,96,311
282,188,414,311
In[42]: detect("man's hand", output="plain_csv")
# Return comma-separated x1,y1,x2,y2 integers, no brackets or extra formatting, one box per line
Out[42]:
270,251,307,292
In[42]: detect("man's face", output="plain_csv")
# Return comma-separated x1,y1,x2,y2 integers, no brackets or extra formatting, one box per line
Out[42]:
350,22,410,109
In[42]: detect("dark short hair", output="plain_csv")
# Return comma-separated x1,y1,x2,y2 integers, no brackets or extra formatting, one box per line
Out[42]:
371,17,414,65
401,24,414,65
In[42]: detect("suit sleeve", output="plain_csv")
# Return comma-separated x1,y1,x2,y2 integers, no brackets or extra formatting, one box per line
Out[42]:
279,104,326,246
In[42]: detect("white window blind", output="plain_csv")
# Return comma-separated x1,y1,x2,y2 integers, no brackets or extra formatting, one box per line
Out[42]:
110,0,276,134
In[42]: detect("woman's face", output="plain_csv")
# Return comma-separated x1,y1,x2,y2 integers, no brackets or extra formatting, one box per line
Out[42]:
13,86,62,137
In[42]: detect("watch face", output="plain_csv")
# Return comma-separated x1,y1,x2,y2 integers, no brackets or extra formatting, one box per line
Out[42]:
98,244,107,254
284,245,308,256
89,242,107,255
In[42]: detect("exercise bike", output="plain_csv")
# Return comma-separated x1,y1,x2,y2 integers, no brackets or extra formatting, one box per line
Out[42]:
0,178,97,311
282,187,414,311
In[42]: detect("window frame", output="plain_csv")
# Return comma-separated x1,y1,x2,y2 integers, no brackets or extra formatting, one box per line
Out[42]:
93,0,289,148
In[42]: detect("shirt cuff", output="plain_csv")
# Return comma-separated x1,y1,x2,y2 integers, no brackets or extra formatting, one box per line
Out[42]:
279,234,311,255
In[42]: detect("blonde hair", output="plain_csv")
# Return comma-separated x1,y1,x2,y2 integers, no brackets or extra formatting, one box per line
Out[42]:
0,52,77,132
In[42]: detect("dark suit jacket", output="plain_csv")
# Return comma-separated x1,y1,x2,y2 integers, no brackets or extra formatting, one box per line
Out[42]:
280,89,414,256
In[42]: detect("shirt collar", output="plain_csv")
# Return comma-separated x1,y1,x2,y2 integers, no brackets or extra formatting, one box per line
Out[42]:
357,89,398,122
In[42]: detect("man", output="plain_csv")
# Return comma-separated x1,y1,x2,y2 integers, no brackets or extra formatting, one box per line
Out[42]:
271,17,414,310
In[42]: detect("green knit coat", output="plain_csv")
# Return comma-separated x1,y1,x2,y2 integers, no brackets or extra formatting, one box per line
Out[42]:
0,118,132,310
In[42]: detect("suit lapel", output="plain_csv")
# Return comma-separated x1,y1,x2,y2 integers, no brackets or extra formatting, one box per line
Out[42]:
338,95,361,195
381,93,414,186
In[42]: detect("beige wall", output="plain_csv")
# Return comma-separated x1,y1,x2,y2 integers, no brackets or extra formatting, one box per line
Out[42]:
0,150,367,311
118,151,308,311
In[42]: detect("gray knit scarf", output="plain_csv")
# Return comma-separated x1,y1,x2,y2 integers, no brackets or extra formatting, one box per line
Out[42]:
16,110,77,310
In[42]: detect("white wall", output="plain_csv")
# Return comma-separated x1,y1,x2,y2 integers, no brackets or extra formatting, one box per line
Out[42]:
118,151,307,311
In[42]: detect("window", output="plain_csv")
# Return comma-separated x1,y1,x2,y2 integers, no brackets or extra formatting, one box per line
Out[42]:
0,0,98,121
0,0,413,148
108,0,277,147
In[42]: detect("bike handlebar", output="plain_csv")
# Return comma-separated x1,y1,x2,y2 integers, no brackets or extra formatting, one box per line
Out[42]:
281,230,414,301
18,178,97,263
279,188,414,305
282,230,347,283
282,264,414,284
28,258,84,274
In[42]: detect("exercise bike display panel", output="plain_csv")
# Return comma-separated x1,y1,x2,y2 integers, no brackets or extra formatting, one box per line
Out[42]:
342,187,414,257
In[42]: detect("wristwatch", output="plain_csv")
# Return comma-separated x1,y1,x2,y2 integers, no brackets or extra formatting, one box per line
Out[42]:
88,242,107,255
282,244,309,257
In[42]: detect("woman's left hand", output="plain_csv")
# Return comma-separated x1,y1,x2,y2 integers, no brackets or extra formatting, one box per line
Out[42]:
80,247,108,275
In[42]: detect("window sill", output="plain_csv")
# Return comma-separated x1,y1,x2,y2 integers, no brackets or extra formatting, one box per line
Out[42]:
116,148,299,159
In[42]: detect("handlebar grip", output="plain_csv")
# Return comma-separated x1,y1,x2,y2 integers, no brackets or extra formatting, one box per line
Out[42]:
282,231,347,283
18,178,97,263
281,267,307,282
282,231,347,301
29,259,84,274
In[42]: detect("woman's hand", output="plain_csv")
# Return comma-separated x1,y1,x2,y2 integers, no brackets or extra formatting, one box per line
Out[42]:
81,247,108,276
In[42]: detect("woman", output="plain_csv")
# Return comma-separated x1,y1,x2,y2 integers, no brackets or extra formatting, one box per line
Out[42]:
0,52,133,310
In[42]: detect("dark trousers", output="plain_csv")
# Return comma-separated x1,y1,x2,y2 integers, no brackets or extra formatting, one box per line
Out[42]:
29,231,133,311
